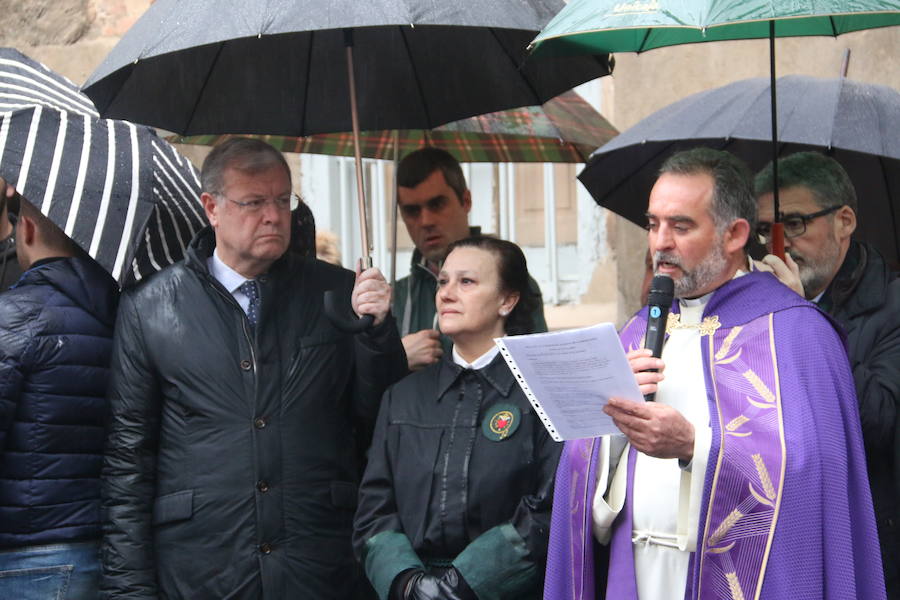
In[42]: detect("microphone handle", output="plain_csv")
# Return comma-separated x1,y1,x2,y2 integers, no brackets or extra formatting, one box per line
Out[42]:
643,305,669,402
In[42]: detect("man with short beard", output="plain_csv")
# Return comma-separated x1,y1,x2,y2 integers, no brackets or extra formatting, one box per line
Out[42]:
755,151,900,599
544,148,884,600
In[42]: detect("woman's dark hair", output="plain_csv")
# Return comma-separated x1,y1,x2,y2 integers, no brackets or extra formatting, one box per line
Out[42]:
445,236,538,335
290,200,316,258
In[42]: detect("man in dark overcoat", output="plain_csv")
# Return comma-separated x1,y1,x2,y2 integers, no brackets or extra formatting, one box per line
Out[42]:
100,138,407,599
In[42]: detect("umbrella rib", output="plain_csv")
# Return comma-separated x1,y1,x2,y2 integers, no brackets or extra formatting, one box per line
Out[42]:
877,154,900,262
397,26,432,126
638,27,652,53
299,30,314,136
489,28,541,105
182,42,226,135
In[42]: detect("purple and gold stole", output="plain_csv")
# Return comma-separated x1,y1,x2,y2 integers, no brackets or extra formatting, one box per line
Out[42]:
602,307,786,600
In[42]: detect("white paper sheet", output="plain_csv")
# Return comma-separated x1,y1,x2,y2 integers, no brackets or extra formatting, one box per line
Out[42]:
495,323,643,441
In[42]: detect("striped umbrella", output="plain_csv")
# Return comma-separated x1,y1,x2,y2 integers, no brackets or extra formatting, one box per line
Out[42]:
171,90,617,164
0,48,206,284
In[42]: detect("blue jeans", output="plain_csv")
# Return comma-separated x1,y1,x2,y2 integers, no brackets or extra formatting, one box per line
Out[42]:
0,540,100,600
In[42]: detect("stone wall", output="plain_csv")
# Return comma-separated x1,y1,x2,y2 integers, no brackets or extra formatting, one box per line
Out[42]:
4,0,152,85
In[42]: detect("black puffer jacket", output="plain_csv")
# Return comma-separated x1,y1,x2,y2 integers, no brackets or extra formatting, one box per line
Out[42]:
820,240,900,598
0,256,119,548
100,227,407,600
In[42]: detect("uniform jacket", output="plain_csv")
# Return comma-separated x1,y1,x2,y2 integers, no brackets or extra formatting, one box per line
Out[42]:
354,353,562,600
99,227,407,600
820,240,900,597
0,256,119,548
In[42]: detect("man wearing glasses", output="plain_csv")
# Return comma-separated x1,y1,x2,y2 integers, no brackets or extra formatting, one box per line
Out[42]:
100,138,407,599
755,151,900,599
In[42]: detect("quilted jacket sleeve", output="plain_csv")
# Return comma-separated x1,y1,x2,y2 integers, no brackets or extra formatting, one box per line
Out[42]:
99,290,162,600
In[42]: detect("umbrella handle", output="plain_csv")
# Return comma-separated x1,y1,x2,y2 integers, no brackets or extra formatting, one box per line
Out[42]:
323,289,375,333
770,222,786,261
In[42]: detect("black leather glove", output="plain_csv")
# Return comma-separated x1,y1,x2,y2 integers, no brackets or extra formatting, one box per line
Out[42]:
439,567,477,600
391,568,477,600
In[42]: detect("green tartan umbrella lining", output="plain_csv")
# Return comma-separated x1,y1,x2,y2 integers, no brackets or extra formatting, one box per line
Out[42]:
170,92,618,163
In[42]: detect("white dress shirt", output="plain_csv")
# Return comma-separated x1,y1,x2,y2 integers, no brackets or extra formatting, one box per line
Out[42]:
206,249,256,316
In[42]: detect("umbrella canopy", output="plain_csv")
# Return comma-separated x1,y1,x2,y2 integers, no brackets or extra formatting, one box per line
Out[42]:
578,75,900,266
0,48,206,284
169,90,618,163
531,0,900,56
531,0,900,257
82,0,611,137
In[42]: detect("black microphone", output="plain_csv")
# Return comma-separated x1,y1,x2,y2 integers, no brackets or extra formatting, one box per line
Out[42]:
643,274,674,402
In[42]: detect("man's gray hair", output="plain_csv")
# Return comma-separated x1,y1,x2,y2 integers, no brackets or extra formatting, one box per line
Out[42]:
754,151,857,213
659,147,757,233
201,137,291,197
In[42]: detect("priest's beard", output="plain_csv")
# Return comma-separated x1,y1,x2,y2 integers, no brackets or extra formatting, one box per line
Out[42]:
789,234,842,300
654,240,728,299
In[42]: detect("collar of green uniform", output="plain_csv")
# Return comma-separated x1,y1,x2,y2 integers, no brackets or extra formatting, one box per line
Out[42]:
435,350,515,401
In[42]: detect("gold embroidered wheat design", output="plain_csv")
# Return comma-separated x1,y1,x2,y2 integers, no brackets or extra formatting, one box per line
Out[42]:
726,572,746,600
753,453,777,500
715,326,743,361
726,415,749,432
743,369,776,404
708,508,744,546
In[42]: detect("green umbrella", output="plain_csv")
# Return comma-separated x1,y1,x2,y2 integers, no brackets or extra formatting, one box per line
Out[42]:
531,0,900,56
530,0,900,257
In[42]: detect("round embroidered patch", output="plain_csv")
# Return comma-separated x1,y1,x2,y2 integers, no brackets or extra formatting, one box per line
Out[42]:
481,403,521,441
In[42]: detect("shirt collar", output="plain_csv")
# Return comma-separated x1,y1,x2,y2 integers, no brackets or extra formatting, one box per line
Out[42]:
436,348,515,401
207,248,252,292
452,345,500,370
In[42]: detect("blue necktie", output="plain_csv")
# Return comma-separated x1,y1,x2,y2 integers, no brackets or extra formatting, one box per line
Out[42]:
239,280,260,328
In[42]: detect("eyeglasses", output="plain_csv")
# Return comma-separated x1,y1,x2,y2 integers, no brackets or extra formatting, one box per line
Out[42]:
216,193,299,213
755,204,842,244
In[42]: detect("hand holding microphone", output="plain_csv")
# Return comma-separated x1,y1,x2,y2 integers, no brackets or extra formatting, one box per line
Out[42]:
643,274,674,401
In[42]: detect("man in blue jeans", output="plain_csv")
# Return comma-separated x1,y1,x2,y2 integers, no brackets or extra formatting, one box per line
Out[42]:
0,188,119,599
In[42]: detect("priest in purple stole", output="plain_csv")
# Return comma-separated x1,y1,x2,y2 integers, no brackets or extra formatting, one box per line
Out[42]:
544,148,885,600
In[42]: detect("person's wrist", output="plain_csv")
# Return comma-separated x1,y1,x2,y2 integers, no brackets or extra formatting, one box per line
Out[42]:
680,423,695,462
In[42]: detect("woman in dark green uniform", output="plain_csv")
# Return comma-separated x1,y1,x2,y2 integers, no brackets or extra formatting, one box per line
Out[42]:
354,236,562,600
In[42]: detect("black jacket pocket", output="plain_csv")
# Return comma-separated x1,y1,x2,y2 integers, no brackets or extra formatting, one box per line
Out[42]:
152,490,194,526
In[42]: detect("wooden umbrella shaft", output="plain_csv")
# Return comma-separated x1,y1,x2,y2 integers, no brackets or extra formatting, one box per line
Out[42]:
344,30,372,268
769,20,785,260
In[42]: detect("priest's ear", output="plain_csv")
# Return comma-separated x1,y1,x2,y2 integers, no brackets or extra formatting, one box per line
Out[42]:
723,218,751,255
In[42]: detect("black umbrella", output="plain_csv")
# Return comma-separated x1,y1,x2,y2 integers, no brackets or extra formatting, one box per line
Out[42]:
82,1,609,137
83,0,610,328
0,48,207,284
578,74,900,267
